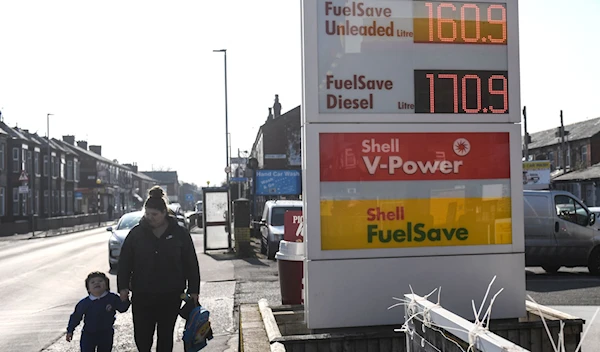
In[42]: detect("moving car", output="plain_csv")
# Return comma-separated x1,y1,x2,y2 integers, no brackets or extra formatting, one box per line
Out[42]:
107,210,144,270
259,200,303,259
524,190,599,274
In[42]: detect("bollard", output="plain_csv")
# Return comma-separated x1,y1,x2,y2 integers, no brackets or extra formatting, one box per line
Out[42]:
233,198,251,257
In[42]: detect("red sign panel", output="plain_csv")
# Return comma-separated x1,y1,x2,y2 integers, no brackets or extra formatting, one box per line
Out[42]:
320,132,510,182
284,210,304,242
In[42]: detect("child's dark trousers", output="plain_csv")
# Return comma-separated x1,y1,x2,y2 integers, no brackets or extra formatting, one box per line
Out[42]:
80,329,114,352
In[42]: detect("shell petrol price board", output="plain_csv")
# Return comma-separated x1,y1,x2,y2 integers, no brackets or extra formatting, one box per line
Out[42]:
319,132,512,250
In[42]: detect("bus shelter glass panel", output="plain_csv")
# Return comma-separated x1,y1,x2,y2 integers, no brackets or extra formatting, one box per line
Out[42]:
203,188,231,251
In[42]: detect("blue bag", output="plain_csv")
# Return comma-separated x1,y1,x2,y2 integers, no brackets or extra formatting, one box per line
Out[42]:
182,304,213,352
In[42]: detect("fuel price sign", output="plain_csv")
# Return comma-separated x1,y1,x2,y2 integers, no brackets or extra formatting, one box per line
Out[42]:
302,0,520,123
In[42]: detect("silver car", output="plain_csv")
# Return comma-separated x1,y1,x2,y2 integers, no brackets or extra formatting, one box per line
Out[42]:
107,210,144,270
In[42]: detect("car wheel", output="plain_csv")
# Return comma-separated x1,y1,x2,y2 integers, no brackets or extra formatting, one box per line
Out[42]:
267,239,277,260
542,265,560,274
260,237,267,255
588,247,600,275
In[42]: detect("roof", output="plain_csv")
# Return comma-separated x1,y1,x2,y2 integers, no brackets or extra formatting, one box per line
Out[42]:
141,171,178,183
526,117,600,149
134,172,158,182
553,163,600,181
56,139,121,167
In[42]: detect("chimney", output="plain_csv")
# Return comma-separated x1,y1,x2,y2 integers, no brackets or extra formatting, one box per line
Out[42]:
63,135,75,145
124,163,138,173
273,94,281,118
267,108,273,121
89,145,102,156
77,140,88,150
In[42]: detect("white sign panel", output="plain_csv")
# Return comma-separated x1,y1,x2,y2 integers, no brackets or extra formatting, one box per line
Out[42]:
522,161,550,190
302,0,521,123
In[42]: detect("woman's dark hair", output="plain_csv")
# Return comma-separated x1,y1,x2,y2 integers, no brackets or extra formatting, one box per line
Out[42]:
85,271,110,293
144,185,168,212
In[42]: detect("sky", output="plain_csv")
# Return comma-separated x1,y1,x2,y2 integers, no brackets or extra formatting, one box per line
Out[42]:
0,0,598,186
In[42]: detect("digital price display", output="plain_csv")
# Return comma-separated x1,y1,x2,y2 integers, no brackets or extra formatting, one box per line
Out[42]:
413,2,507,45
312,0,519,120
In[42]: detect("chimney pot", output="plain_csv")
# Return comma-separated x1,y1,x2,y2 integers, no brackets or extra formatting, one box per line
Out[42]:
63,135,75,145
77,140,88,150
89,145,102,156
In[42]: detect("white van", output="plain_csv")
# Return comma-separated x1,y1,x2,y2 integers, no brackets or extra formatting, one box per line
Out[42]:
524,190,599,274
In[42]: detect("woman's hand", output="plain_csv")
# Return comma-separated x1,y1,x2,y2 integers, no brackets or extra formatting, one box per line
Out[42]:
190,293,199,304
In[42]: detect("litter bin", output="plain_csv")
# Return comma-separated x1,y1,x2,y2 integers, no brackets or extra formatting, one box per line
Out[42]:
275,240,304,305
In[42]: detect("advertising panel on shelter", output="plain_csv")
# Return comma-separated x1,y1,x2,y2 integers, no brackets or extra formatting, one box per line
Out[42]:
319,132,512,250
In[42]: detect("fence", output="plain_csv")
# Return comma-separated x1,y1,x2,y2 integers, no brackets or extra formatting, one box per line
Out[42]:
402,292,529,352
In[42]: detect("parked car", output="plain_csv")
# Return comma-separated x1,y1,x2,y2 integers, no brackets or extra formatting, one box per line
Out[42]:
524,190,599,274
169,202,191,230
258,200,303,259
107,210,144,270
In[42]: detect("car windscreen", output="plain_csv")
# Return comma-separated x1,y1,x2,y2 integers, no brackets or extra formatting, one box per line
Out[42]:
117,213,142,230
270,207,301,226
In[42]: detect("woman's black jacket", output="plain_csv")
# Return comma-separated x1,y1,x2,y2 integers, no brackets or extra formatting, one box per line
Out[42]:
117,215,200,295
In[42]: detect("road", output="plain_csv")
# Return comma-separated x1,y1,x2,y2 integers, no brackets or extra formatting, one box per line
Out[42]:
0,226,237,352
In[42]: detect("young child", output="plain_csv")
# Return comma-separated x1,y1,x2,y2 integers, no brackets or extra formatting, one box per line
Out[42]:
66,271,130,352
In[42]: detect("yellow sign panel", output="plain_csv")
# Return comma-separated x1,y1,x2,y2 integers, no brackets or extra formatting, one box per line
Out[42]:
320,198,512,250
523,161,551,171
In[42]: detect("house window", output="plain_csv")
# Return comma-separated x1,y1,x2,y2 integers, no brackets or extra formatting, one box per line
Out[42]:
67,160,73,181
74,160,80,182
61,190,65,214
12,148,19,172
52,156,59,178
34,151,40,176
0,144,4,171
548,151,555,170
43,155,48,176
581,145,588,166
26,151,32,174
13,188,19,215
60,157,65,179
0,187,4,216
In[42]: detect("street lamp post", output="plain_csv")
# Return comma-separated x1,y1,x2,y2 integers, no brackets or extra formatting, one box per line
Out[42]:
213,49,232,249
47,113,53,218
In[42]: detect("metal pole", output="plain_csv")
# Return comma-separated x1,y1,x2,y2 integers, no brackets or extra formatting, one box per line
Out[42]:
237,149,241,199
98,191,101,226
214,48,232,250
47,113,52,218
560,110,566,170
522,106,528,161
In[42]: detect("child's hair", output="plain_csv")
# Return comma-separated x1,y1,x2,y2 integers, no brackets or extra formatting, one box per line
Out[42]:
85,271,110,293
